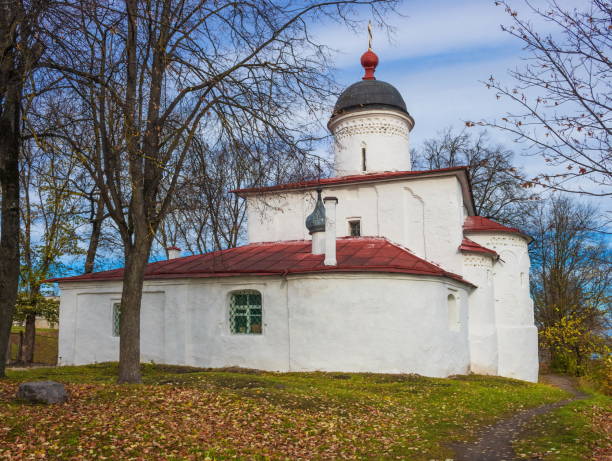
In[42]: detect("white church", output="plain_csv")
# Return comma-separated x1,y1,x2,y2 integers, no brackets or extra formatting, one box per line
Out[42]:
51,47,539,382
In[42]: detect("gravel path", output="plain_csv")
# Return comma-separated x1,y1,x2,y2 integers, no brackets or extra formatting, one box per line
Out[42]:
450,375,587,461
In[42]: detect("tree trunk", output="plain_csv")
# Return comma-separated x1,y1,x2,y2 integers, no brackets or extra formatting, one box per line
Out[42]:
19,313,36,364
116,0,146,385
4,332,12,365
0,76,21,378
84,196,105,273
117,238,152,383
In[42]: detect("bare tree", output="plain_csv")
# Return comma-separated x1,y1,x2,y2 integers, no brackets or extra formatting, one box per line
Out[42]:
527,196,611,372
157,135,321,255
413,128,537,225
0,0,48,377
49,0,399,383
472,0,611,196
25,66,117,275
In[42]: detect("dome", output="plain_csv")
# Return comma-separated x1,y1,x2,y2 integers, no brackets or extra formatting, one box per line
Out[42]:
332,79,408,117
305,190,326,234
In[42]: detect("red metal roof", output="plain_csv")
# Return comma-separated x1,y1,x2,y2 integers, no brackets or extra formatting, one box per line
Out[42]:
232,167,470,196
463,216,529,240
48,237,474,287
459,238,498,258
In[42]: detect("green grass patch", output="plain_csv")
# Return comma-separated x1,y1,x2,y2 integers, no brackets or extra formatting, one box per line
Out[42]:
1,363,569,460
8,327,58,365
514,389,611,460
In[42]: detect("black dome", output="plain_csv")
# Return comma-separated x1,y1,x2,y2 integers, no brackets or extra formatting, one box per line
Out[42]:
333,80,407,116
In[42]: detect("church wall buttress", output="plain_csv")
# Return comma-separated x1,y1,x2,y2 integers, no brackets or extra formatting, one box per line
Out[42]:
463,254,498,376
466,232,538,382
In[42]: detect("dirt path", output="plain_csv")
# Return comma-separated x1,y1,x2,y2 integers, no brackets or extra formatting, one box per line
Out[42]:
450,375,587,461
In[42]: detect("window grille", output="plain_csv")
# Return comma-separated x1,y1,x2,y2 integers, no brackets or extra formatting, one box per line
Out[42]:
229,291,262,334
112,303,121,337
349,220,361,237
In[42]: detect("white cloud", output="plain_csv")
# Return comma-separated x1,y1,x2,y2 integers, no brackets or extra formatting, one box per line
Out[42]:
322,1,510,67
313,0,571,69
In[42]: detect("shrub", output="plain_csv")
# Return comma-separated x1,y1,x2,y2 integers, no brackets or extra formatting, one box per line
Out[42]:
539,314,609,377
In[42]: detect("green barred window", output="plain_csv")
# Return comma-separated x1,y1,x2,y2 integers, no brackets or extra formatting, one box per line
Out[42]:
112,303,121,337
229,291,262,334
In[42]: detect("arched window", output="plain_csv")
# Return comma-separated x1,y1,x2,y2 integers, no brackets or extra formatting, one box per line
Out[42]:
447,294,460,331
229,290,262,334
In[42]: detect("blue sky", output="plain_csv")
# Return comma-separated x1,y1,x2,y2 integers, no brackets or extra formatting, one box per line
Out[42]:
314,0,578,179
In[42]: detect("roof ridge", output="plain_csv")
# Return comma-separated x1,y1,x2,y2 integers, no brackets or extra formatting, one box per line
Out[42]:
232,167,471,196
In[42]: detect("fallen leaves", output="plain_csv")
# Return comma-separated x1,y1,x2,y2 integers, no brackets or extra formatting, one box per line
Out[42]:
0,365,571,460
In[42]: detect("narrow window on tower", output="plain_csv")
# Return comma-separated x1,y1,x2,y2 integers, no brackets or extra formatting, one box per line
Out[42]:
361,147,367,171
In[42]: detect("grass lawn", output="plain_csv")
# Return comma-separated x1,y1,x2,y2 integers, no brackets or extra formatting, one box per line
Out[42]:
9,327,58,365
514,386,611,460
1,364,569,460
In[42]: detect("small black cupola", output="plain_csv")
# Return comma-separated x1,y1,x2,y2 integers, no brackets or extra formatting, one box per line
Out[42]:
305,189,326,234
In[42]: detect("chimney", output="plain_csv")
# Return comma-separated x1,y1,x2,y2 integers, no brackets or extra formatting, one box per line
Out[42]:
166,246,181,260
323,197,338,266
305,189,326,255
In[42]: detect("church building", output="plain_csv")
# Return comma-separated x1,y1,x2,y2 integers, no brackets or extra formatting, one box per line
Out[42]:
51,46,539,382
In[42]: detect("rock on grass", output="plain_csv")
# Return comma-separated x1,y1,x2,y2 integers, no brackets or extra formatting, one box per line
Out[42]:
17,381,68,404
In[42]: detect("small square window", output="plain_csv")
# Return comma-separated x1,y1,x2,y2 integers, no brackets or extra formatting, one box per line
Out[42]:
112,303,121,337
230,290,262,334
349,220,361,237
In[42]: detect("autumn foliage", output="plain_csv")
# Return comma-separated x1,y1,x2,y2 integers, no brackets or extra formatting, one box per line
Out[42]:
0,364,567,460
539,314,610,380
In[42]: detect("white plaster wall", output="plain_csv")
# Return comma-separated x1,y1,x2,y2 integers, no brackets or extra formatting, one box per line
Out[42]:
57,287,78,365
58,278,290,370
186,277,290,370
328,109,413,176
246,175,466,274
466,232,538,382
58,282,167,365
59,273,471,378
463,254,498,375
287,274,470,376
